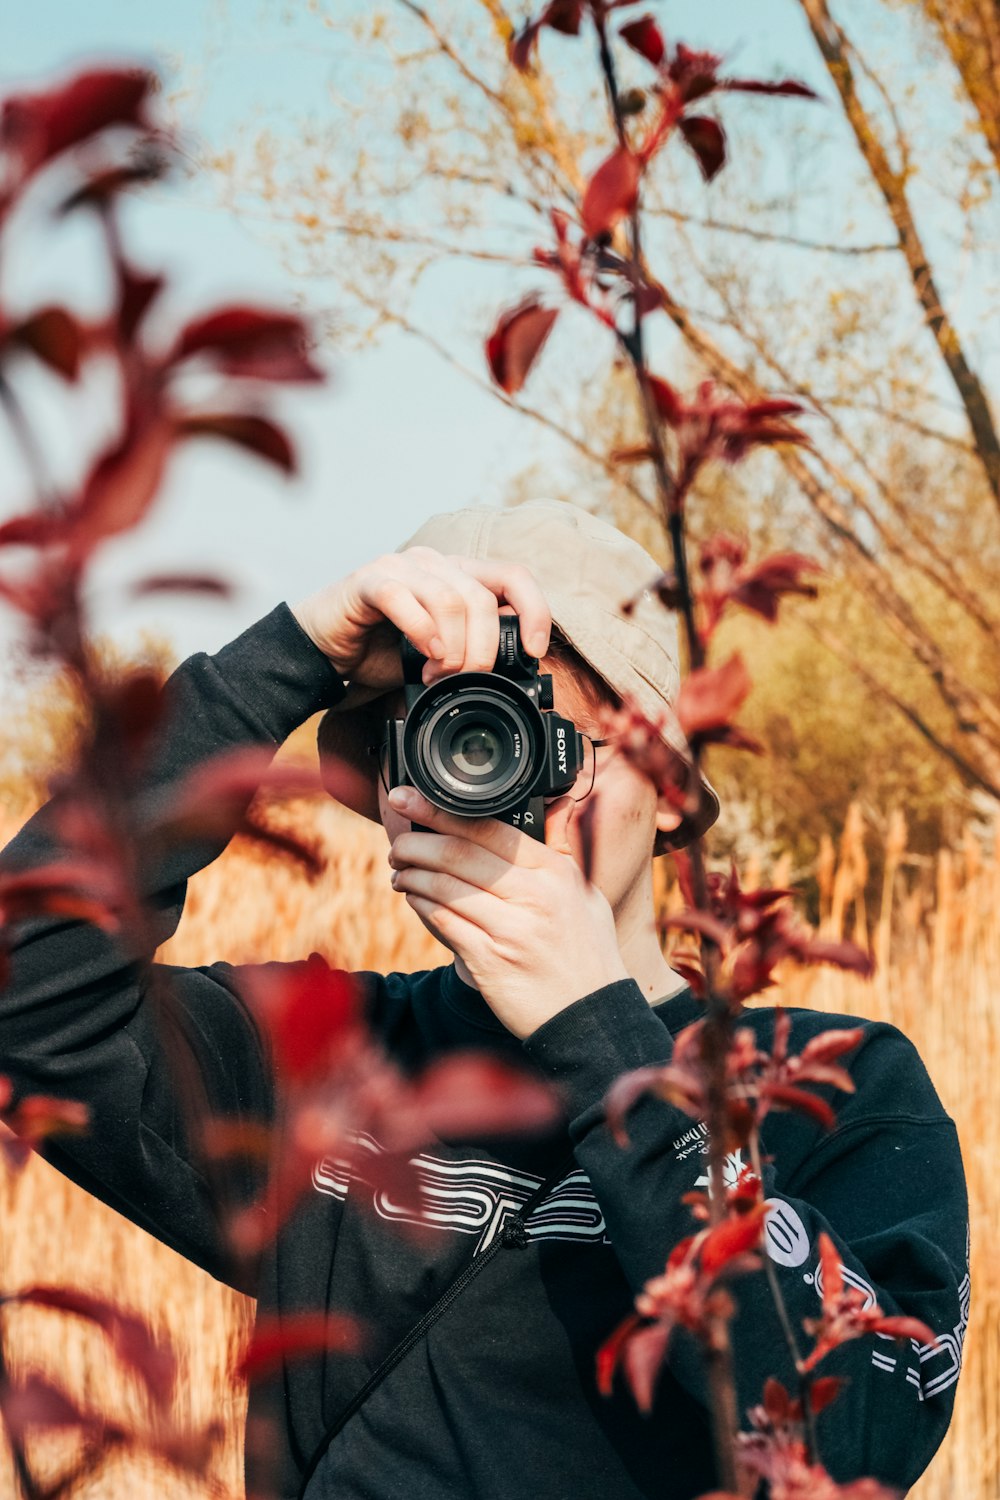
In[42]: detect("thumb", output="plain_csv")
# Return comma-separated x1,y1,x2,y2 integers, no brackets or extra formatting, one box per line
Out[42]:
544,794,577,856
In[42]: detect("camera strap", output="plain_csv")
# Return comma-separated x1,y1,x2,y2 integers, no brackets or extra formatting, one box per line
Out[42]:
296,1149,575,1498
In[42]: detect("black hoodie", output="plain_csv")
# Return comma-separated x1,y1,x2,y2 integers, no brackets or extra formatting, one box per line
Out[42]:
0,603,970,1498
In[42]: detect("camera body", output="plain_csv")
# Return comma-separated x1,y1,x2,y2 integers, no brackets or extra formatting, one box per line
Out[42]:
385,615,587,842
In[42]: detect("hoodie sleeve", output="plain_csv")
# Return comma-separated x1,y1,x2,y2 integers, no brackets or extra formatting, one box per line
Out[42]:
0,603,347,1290
524,980,970,1493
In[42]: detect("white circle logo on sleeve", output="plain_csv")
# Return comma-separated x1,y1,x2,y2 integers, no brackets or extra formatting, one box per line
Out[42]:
763,1199,810,1267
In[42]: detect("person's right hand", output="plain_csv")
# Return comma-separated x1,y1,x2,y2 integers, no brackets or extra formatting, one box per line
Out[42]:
290,546,552,692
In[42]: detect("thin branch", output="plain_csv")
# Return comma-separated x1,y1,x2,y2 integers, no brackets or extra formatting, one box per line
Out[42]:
816,395,975,455
798,0,1000,511
654,281,1000,778
700,285,1000,641
806,619,1000,800
348,290,660,522
645,203,898,257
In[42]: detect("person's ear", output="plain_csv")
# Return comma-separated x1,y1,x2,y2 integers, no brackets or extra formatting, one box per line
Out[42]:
654,796,684,840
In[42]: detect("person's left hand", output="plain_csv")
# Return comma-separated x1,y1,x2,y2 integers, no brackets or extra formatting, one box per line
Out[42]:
385,786,630,1039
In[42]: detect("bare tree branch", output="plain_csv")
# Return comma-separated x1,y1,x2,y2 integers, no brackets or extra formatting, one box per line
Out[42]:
798,0,1000,510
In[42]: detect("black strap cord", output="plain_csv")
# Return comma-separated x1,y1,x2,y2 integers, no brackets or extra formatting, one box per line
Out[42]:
296,1153,574,1498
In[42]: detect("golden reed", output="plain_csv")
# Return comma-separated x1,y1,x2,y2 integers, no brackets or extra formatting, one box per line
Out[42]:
0,793,994,1498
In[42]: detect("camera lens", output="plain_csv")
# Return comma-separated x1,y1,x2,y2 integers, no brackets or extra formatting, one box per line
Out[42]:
451,724,502,776
401,676,545,818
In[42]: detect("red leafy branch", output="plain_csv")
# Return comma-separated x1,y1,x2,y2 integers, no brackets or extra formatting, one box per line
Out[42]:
660,861,874,1008
801,1233,939,1374
698,1375,905,1499
598,1176,768,1414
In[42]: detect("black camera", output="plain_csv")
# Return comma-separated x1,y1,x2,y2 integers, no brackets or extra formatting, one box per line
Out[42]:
384,615,588,842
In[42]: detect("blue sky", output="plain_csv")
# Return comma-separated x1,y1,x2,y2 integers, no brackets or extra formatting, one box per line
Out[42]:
0,0,985,687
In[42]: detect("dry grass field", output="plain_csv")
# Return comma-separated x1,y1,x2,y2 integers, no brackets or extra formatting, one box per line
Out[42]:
0,786,996,1498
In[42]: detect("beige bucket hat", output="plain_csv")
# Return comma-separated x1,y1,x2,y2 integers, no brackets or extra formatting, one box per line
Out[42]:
317,499,720,854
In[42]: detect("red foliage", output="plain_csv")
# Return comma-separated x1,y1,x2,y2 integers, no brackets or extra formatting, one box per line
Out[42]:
241,957,364,1086
620,15,666,67
715,1374,904,1500
679,116,727,181
485,296,560,394
0,1092,90,1171
236,1312,365,1381
662,863,875,1007
801,1233,939,1374
7,1286,177,1407
698,533,822,638
675,654,762,755
172,306,323,383
0,67,155,179
598,1194,767,1410
174,412,297,474
581,147,641,236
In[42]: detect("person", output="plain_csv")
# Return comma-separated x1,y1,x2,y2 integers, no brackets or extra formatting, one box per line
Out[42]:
0,499,970,1499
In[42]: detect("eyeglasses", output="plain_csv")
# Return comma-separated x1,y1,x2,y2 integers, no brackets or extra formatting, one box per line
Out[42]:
365,733,612,803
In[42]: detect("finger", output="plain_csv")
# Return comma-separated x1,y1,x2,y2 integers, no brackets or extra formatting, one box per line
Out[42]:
386,557,473,675
387,786,549,868
390,828,514,892
403,548,502,680
399,889,486,954
543,795,577,857
391,865,498,931
452,558,551,659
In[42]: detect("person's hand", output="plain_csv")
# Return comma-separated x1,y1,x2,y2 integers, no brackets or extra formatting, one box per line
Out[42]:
385,786,630,1040
290,547,551,693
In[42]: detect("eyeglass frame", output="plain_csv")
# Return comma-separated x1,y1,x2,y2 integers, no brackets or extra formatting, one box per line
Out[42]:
364,728,612,804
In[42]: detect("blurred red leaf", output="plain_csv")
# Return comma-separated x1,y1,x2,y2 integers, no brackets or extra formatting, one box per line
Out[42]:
699,1201,767,1274
130,573,233,599
0,1372,99,1440
791,934,876,977
581,147,641,237
0,411,183,557
676,654,752,742
621,1319,673,1414
6,307,85,379
667,44,723,104
13,1285,177,1407
175,411,296,474
620,16,666,67
763,1083,837,1129
380,1052,562,1148
173,307,322,382
1,1095,89,1144
809,1375,846,1415
0,68,155,176
699,535,822,634
236,1312,364,1382
58,149,167,216
509,1,584,70
510,20,545,70
237,806,326,879
802,1231,939,1374
798,1028,866,1067
679,115,727,180
154,748,327,843
647,374,686,426
242,955,363,1085
0,859,121,928
485,297,559,394
723,77,817,99
596,1311,643,1397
